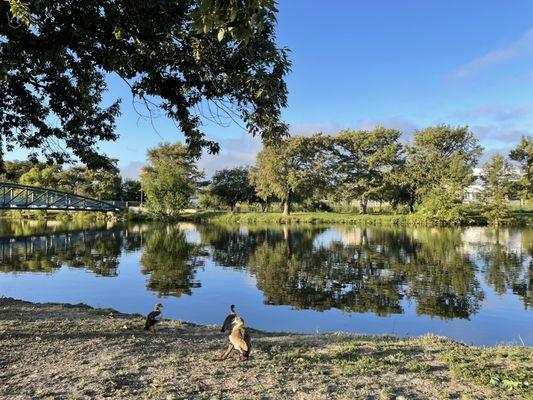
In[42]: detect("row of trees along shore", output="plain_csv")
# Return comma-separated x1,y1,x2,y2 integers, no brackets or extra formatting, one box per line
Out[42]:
190,126,531,225
1,126,530,225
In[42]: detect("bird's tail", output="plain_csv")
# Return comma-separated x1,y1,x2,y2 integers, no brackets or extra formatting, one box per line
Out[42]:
144,320,150,330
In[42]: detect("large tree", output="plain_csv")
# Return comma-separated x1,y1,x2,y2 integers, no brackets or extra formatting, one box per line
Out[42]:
329,127,404,214
141,142,203,219
250,135,327,216
82,167,122,200
210,167,257,211
401,125,482,216
509,136,533,203
1,0,290,169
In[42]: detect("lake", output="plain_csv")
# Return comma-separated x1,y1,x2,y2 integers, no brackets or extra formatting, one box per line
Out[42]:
0,219,531,345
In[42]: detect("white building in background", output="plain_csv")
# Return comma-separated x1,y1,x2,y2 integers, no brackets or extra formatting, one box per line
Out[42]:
463,166,522,204
464,168,484,202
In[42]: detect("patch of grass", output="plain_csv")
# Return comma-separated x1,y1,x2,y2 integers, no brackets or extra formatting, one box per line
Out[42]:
379,387,394,400
188,211,418,226
439,345,533,397
185,209,533,227
404,360,431,374
336,355,392,376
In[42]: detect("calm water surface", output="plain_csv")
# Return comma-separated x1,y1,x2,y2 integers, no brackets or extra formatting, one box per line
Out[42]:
0,220,531,345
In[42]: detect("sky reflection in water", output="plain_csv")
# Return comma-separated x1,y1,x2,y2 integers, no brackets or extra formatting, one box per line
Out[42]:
0,220,531,345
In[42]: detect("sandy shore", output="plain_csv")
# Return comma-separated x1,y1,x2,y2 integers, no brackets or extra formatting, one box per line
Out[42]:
0,298,531,399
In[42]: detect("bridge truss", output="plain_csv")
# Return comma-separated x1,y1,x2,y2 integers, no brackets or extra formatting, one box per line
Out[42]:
0,182,123,212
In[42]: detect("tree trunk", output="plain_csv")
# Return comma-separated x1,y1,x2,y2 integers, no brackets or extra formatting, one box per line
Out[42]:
283,191,291,216
358,199,367,214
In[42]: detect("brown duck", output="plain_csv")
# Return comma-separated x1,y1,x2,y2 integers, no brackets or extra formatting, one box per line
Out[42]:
220,316,251,361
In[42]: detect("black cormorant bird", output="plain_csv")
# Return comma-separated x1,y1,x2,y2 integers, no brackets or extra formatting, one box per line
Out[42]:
220,304,236,333
144,303,163,333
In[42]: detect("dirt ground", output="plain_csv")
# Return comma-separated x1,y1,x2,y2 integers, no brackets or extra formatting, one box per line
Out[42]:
0,298,531,400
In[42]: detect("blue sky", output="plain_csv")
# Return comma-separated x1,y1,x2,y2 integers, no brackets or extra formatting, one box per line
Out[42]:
8,1,533,178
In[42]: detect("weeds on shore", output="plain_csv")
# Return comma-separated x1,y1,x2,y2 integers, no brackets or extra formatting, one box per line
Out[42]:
182,209,533,227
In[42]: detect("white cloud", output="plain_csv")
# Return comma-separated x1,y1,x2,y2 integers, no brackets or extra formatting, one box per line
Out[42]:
453,28,533,78
454,103,533,122
198,133,262,178
448,103,532,154
120,161,144,180
470,123,529,144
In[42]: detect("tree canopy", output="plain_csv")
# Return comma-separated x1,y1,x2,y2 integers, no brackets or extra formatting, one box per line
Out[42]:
209,167,257,210
328,127,404,213
141,142,203,218
480,153,517,225
401,125,482,220
509,136,533,202
19,164,60,188
247,126,486,219
1,0,290,169
120,179,142,201
250,135,327,215
0,159,125,200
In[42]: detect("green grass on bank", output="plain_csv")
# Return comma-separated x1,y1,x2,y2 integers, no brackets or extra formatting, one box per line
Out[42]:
2,207,532,227
181,209,533,226
0,209,112,221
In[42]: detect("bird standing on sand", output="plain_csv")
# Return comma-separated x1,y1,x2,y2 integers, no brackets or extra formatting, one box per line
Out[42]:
220,304,236,333
220,316,252,361
144,303,163,333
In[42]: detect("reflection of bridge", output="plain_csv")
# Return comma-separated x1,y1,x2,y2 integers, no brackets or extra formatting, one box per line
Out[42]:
0,182,123,212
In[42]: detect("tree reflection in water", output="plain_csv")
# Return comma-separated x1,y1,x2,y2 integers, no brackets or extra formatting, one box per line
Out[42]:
467,228,532,310
198,224,531,319
140,224,206,297
0,228,127,276
0,220,530,319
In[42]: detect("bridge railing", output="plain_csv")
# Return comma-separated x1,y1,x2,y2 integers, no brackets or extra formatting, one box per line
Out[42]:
0,182,124,212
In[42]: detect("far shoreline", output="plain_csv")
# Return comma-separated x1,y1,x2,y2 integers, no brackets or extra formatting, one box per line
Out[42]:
3,208,533,227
